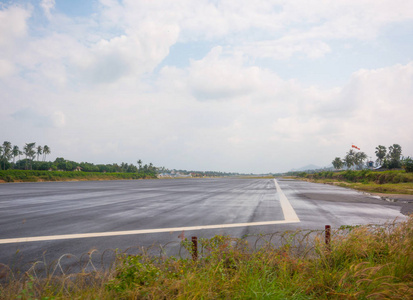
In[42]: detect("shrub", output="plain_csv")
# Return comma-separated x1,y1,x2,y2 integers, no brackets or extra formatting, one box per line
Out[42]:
342,170,356,182
402,157,413,173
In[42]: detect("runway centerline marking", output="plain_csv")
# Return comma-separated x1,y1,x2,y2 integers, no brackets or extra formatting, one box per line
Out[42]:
1,179,300,244
274,179,300,222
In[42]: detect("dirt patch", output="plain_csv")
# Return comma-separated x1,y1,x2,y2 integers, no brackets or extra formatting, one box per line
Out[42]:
369,193,413,202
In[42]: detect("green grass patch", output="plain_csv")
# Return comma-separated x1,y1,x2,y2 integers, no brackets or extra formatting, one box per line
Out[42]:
295,170,413,195
334,182,413,194
1,217,412,299
0,170,157,183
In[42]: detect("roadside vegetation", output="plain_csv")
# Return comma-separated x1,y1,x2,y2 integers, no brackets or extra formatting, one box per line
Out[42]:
0,141,158,182
292,170,413,195
1,216,412,299
0,169,157,183
287,143,413,195
331,144,407,171
0,141,255,182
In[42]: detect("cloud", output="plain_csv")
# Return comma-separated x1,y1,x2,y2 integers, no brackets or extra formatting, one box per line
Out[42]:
0,59,16,78
236,39,331,60
159,46,297,102
0,5,30,47
40,0,55,19
186,47,264,100
1,1,412,173
11,108,65,128
340,62,413,144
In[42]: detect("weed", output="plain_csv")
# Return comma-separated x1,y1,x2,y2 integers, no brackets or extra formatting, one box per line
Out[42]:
1,217,413,299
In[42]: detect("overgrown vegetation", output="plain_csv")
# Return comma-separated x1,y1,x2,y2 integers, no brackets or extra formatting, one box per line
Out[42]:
0,169,157,183
293,169,413,194
1,216,412,299
0,141,159,182
305,170,412,183
332,144,406,171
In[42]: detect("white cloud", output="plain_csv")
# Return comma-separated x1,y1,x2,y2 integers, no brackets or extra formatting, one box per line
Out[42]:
0,59,16,78
1,1,412,173
10,108,65,128
236,39,331,60
186,47,264,100
51,111,66,128
0,5,30,46
40,0,55,19
338,62,413,147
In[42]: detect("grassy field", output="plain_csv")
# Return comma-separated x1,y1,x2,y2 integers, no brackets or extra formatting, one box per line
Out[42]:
292,170,413,195
1,216,412,299
0,170,157,183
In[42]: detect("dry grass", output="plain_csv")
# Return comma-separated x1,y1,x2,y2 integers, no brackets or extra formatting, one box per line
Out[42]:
1,216,412,299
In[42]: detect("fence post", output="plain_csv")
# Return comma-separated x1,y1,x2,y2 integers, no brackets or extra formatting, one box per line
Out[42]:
325,225,331,250
192,236,198,261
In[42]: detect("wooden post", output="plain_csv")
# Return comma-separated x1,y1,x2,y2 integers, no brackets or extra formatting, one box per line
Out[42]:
325,225,331,251
192,236,198,261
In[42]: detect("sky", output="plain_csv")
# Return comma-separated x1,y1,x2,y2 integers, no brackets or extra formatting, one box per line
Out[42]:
1,0,412,173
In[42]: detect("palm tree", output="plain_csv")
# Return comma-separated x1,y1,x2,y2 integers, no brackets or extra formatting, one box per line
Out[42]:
388,144,402,161
375,145,387,166
2,141,12,170
43,145,51,161
137,159,142,170
36,145,43,161
24,143,36,170
12,145,20,164
332,157,343,170
344,149,356,169
387,144,402,169
354,152,368,170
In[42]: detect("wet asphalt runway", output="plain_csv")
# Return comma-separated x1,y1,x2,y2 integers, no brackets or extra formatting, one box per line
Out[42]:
0,178,408,271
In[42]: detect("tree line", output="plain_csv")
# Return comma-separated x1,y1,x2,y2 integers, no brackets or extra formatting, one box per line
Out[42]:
332,144,409,170
0,141,51,170
0,141,157,175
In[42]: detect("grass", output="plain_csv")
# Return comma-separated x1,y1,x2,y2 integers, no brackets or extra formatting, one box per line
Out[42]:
238,176,275,179
293,170,413,195
334,182,413,195
0,170,157,183
1,216,412,299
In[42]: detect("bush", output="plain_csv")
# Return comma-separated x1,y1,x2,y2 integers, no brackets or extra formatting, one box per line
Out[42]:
402,157,413,173
342,170,356,182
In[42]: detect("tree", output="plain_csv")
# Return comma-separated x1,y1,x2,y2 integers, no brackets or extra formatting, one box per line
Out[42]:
12,145,20,164
387,144,402,169
1,141,12,170
401,157,413,173
43,145,51,161
375,145,387,166
344,149,356,169
36,145,43,161
332,157,344,170
23,143,36,170
137,159,142,170
354,152,367,170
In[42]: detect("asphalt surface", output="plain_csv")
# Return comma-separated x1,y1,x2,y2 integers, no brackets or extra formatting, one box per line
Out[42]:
0,178,408,273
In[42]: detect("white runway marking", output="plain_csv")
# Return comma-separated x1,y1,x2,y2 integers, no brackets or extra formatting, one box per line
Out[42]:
1,179,300,244
274,179,300,222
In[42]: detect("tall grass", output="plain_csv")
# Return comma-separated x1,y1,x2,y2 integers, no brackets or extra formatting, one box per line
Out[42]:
0,170,156,183
1,216,412,299
306,170,413,184
299,170,413,194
